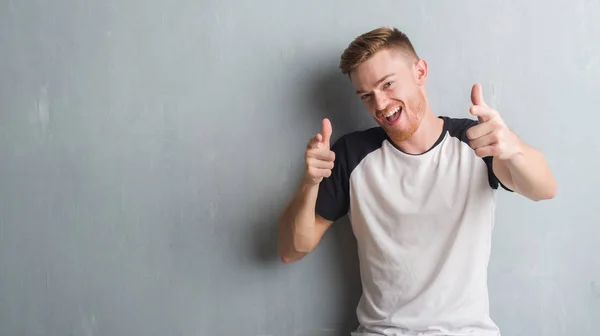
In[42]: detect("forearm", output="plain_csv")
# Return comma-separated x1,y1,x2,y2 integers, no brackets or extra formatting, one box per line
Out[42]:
277,179,320,259
496,140,557,201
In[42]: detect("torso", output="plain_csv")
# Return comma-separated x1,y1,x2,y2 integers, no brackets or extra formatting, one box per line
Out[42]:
316,116,509,336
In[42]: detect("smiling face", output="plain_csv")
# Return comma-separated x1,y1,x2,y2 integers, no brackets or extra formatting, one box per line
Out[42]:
350,48,429,142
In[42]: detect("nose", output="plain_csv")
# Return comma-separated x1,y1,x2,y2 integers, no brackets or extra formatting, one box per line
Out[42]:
374,92,389,112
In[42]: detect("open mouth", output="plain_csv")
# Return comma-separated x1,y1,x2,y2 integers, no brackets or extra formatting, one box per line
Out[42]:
382,106,402,125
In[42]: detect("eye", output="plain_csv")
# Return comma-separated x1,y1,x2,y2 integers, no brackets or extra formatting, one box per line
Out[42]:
383,81,394,89
360,93,372,100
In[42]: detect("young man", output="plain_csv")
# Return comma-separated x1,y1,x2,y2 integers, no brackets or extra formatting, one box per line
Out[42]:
277,27,556,336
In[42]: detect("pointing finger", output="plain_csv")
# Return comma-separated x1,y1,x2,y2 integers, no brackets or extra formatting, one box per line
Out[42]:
466,120,495,140
469,105,496,123
307,134,322,149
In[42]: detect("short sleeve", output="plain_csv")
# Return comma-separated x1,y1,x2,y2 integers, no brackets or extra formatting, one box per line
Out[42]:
483,156,513,192
443,116,513,192
315,136,350,222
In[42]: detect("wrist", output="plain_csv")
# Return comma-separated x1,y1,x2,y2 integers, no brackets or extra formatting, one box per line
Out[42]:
301,169,323,185
300,173,321,190
500,137,525,165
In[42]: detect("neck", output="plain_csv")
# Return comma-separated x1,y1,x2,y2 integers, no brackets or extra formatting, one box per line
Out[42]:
392,105,444,155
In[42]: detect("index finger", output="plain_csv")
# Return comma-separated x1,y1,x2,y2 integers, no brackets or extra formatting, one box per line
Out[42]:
470,105,497,123
307,134,322,149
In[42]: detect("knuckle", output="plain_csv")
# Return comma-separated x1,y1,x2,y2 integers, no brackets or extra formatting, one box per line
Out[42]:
491,132,500,142
492,144,502,155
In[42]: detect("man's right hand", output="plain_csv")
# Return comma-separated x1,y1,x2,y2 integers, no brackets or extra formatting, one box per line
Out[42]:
304,118,336,185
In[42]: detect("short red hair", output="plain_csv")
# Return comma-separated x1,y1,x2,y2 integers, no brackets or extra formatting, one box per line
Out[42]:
339,27,419,75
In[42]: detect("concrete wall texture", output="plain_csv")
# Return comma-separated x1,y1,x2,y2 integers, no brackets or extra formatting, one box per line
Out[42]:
1,0,598,335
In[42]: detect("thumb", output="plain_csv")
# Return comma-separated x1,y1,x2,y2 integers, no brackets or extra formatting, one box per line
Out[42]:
321,118,332,147
470,83,488,107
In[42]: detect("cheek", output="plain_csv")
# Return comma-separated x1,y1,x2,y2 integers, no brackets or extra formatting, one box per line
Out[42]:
400,90,421,106
388,87,406,102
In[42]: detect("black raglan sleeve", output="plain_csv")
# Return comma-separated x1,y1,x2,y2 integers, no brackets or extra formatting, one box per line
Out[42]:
483,156,513,192
315,136,351,222
446,117,513,192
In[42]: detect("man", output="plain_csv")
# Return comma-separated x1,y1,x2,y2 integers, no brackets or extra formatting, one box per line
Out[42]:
277,27,556,336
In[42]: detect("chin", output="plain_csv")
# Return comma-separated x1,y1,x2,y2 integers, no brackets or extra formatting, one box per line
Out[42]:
383,117,422,142
387,128,417,142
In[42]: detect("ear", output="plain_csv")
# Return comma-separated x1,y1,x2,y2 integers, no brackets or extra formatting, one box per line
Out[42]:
414,59,428,86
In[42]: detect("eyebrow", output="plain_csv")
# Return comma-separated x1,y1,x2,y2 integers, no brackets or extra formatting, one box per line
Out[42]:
356,73,396,94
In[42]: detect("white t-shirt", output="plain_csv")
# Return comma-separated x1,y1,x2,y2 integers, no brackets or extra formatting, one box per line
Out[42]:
316,116,511,336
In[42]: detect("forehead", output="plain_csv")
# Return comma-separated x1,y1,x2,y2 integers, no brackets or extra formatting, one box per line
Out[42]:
350,49,412,90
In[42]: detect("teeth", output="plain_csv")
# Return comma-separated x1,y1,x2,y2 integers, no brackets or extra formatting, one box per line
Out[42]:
384,106,400,117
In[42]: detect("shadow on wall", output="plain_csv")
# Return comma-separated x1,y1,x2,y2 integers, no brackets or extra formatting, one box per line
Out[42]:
307,64,367,334
310,65,376,142
248,61,372,262
246,59,368,333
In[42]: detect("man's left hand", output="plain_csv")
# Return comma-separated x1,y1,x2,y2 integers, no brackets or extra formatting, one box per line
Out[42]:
466,83,523,161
